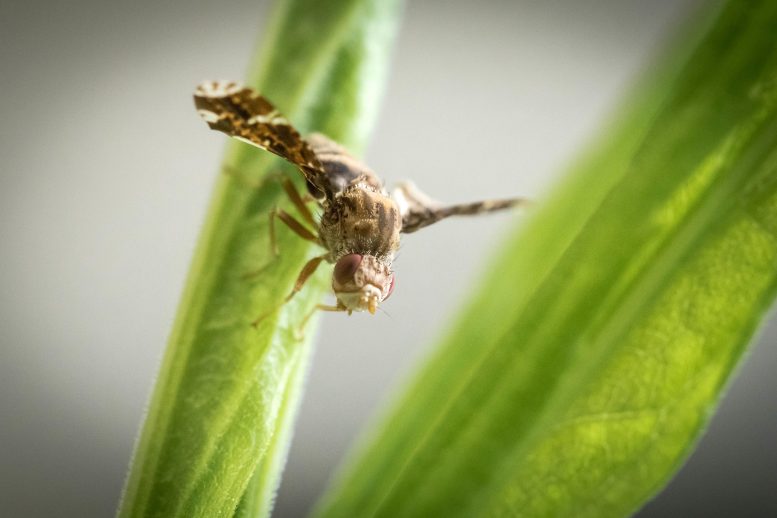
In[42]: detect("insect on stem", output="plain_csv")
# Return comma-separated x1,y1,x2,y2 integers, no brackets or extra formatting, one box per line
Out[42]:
194,80,529,321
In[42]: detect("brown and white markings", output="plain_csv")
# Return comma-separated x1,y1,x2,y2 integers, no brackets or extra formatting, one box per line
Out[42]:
194,80,529,324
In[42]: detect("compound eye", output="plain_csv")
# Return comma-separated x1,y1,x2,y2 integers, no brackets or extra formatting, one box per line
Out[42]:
333,254,363,286
383,273,395,301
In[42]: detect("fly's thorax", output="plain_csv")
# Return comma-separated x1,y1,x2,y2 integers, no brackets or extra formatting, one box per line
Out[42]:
332,254,395,314
306,133,384,194
320,185,402,259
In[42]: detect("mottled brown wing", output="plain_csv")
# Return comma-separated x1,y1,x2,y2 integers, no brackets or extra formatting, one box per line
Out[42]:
194,80,331,199
393,181,529,233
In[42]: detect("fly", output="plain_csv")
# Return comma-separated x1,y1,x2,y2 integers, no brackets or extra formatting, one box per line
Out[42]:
194,80,528,324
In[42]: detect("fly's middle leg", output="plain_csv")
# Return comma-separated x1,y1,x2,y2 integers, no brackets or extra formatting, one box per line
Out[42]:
243,176,323,278
251,254,329,328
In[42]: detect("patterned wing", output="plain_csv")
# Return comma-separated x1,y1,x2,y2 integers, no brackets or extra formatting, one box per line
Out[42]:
393,181,529,233
194,80,331,199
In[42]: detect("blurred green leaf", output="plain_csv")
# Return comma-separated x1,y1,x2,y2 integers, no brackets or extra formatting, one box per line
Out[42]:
117,0,403,517
314,2,777,517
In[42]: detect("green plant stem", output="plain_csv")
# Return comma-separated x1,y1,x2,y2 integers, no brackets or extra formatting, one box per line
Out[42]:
117,1,404,517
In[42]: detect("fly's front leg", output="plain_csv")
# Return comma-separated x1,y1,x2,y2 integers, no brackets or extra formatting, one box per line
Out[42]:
283,255,327,304
294,302,347,339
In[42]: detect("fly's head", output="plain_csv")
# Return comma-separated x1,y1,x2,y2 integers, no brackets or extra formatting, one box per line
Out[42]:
332,254,394,314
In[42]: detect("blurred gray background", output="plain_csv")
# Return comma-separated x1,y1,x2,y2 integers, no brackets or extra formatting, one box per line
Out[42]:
1,0,775,516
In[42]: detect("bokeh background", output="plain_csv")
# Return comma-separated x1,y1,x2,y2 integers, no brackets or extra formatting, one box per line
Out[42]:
1,0,775,516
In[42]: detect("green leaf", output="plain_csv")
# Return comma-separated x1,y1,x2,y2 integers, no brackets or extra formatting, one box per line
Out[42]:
314,2,777,517
117,0,404,517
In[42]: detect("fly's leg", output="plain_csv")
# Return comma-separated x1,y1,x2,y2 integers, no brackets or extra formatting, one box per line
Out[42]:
274,208,319,244
220,163,320,258
280,178,318,229
282,255,327,305
243,178,322,278
230,172,331,328
251,254,329,327
293,302,347,339
221,164,320,251
265,177,320,257
242,208,320,279
257,204,319,259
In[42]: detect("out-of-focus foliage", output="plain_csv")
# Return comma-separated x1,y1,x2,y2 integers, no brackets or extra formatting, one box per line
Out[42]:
314,2,777,517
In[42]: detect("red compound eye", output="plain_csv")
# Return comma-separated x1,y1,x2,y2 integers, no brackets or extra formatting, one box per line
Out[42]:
384,273,395,301
333,254,363,285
